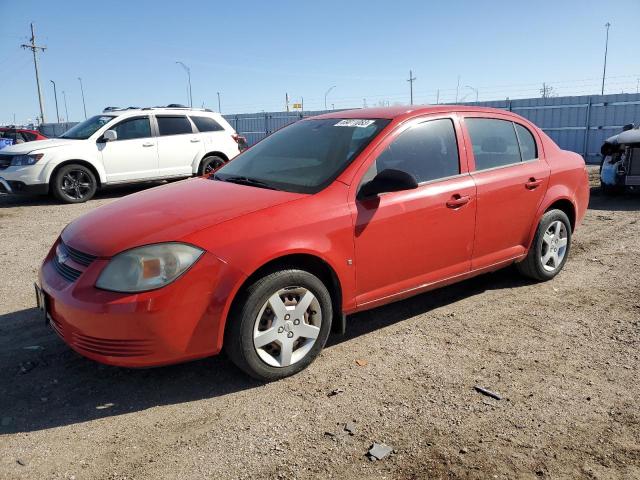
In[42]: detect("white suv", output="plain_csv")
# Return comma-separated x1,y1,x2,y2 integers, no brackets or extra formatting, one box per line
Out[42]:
0,107,246,203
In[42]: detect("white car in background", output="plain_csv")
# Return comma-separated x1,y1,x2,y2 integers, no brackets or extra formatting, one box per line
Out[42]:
0,107,247,203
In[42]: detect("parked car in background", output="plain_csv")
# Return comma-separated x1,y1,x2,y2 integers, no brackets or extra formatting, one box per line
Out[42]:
600,123,640,194
0,127,47,149
0,107,246,202
37,106,589,381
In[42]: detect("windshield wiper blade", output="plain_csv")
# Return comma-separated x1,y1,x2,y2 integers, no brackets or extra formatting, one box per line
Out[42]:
214,175,277,190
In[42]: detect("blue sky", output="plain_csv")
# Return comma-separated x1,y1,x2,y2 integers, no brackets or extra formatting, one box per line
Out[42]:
1,0,639,124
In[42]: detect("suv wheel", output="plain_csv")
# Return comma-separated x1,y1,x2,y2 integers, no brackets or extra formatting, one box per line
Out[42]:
52,164,97,203
516,209,572,281
198,155,225,175
225,269,333,381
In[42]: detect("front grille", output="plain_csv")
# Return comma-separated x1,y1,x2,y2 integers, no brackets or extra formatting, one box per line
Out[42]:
53,256,82,282
0,155,12,170
70,332,153,357
59,241,97,267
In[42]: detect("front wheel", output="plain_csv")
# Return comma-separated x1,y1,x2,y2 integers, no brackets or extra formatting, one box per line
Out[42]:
198,155,225,176
51,164,98,203
225,269,333,381
516,209,572,281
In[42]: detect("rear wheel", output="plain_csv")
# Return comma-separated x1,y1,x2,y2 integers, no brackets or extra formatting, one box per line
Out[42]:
516,209,572,281
51,164,97,203
198,155,225,176
225,269,332,381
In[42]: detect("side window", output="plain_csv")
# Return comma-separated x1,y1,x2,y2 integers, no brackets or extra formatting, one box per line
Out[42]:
367,118,459,184
112,117,151,141
514,123,537,161
190,116,224,132
465,118,521,170
22,131,38,141
156,116,193,136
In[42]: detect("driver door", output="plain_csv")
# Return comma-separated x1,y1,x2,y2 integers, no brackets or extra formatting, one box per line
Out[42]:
352,116,476,307
99,115,159,182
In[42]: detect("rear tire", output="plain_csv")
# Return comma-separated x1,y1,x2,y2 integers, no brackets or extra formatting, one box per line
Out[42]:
51,164,97,203
516,209,572,281
225,269,333,381
198,155,225,176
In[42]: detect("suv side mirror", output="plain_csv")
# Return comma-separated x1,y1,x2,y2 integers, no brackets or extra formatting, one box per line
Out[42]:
102,130,118,142
358,169,419,200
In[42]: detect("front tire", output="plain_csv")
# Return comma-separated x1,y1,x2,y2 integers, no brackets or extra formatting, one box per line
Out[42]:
225,269,333,381
51,164,98,203
516,209,572,281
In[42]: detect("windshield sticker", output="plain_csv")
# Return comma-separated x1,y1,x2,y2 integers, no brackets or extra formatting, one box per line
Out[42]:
334,119,375,128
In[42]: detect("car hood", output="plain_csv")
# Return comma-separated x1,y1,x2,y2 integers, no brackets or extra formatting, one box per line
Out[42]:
1,138,78,154
62,178,306,257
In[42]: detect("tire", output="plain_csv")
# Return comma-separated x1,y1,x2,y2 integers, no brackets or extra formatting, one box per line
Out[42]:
51,164,98,203
516,209,572,281
225,269,333,381
198,155,225,176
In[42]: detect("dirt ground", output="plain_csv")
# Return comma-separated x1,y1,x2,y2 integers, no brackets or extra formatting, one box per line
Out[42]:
0,168,638,480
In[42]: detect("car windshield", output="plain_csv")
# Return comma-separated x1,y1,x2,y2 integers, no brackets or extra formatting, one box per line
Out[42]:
214,118,390,193
59,115,115,140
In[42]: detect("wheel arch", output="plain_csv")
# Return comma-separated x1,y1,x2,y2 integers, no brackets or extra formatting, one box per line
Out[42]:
525,188,577,251
195,151,230,174
47,159,104,189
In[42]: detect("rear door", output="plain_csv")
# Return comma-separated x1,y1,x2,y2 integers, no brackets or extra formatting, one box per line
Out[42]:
460,115,549,269
189,115,235,163
100,115,158,182
155,115,203,177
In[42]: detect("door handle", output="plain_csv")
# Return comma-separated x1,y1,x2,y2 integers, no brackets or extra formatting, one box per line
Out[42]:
190,138,201,143
525,177,543,189
142,142,154,147
446,194,471,209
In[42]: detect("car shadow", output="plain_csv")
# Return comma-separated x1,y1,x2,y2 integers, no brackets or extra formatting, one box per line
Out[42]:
588,186,640,212
0,268,530,435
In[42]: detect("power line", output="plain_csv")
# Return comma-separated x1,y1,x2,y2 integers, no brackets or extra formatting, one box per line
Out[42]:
20,23,46,124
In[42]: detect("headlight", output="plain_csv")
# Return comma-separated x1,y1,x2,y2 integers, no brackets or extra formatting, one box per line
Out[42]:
11,153,44,166
96,243,204,293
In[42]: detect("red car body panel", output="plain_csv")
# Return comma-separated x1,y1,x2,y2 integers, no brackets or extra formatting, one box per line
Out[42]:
0,127,47,142
39,106,590,367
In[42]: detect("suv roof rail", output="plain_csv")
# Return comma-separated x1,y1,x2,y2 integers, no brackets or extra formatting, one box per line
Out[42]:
103,105,215,113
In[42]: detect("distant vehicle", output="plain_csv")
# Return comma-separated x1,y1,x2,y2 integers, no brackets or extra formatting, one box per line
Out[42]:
600,123,640,194
0,107,247,202
0,127,47,149
37,106,589,381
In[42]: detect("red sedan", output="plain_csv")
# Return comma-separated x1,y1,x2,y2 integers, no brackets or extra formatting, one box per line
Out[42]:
0,127,47,145
37,106,589,380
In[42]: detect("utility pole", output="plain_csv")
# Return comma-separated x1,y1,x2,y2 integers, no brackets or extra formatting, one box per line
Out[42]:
62,90,69,122
436,89,440,104
217,92,221,113
21,23,46,124
285,93,289,112
407,70,416,105
601,22,611,95
78,77,87,119
50,80,60,123
175,61,193,108
455,76,461,103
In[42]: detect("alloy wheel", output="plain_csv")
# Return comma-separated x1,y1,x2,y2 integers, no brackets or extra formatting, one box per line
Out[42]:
540,220,568,272
204,159,223,175
61,170,93,200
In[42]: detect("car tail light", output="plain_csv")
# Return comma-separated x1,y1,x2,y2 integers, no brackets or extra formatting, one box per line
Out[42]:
232,134,248,152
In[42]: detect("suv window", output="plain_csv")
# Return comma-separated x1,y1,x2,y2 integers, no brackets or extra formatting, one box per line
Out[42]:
367,118,460,184
514,123,537,161
156,116,193,136
190,116,224,132
465,118,522,170
112,117,151,141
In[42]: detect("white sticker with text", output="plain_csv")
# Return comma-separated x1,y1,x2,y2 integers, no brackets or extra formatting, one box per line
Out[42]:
334,119,375,128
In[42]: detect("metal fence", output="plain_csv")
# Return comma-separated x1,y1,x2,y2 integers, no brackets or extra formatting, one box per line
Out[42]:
37,93,640,165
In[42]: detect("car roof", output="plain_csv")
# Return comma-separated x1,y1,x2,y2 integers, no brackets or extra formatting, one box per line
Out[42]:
106,108,222,117
312,105,514,121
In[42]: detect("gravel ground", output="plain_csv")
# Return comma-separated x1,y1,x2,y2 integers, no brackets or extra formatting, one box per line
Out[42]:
0,170,638,479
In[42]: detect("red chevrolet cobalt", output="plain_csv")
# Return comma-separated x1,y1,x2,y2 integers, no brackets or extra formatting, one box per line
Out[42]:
36,106,589,380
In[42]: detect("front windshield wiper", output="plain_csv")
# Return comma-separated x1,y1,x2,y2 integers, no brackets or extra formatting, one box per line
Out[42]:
213,174,278,190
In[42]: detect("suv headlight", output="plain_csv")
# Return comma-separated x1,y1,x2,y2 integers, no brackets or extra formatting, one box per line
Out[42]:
11,153,44,166
96,243,204,293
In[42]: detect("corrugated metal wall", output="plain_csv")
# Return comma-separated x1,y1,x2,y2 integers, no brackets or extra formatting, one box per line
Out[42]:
223,93,640,164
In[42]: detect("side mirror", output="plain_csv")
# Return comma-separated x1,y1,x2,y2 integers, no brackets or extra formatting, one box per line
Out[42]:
358,169,418,200
102,130,117,142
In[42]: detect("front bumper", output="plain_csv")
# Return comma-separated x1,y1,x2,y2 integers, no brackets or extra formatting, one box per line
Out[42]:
38,241,246,367
0,177,48,195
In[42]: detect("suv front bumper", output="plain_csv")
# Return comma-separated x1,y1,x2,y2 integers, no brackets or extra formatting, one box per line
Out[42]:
0,177,48,195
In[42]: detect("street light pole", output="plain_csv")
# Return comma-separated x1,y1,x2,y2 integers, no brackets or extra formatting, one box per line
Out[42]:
62,90,69,122
176,61,193,108
78,77,87,119
50,80,60,123
324,85,336,110
217,91,221,113
465,85,479,102
601,22,611,95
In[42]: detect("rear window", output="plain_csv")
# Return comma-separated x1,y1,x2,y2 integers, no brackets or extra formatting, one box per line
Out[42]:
514,123,537,161
190,116,224,132
465,118,521,170
156,116,193,136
